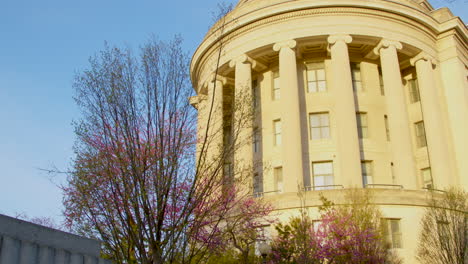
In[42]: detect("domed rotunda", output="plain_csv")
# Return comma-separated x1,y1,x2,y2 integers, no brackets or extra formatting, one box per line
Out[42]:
190,0,468,262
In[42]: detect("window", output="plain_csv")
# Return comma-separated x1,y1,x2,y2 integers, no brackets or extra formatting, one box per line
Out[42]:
312,161,334,190
223,163,232,182
378,67,385,95
312,220,321,232
274,119,282,146
362,161,373,186
415,121,427,148
383,219,402,248
224,126,232,146
422,168,433,189
408,79,420,103
437,220,450,245
384,115,390,141
273,71,280,100
252,79,259,108
306,62,327,93
253,173,263,196
356,112,368,138
274,167,283,193
309,113,330,140
351,63,363,92
253,129,260,153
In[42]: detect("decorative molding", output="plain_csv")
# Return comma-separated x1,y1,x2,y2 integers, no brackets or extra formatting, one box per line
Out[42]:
203,74,231,89
327,34,353,45
373,39,403,56
192,6,437,85
273,39,297,51
228,54,267,71
410,52,437,66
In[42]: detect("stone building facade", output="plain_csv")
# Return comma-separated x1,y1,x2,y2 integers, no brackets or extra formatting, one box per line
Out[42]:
190,0,468,262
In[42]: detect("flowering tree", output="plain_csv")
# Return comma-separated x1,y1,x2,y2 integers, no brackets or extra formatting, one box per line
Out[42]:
62,34,269,264
270,190,400,264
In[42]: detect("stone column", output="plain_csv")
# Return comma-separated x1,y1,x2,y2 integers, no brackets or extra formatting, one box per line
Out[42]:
229,55,254,182
206,75,226,163
273,40,304,192
374,39,417,189
327,34,362,188
410,53,454,188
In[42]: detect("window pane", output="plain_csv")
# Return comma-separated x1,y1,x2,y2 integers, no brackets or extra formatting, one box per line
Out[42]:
307,70,317,81
317,81,327,92
274,78,280,89
316,69,325,80
321,127,330,139
314,176,325,186
274,89,281,100
321,114,329,126
275,121,282,133
311,128,321,140
310,115,320,127
308,82,317,93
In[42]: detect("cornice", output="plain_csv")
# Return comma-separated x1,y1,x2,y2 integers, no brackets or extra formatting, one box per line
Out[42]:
191,5,444,89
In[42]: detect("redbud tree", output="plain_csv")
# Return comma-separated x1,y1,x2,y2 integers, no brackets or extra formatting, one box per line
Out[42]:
63,36,270,264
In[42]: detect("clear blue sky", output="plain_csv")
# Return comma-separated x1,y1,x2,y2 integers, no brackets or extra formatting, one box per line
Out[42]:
0,0,466,223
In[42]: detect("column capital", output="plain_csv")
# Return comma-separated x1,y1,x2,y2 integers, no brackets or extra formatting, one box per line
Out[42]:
410,52,437,66
204,73,232,88
327,34,352,45
229,54,267,71
373,39,402,56
273,40,297,52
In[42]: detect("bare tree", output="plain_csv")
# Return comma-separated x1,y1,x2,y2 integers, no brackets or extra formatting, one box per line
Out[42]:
62,1,275,263
417,188,468,264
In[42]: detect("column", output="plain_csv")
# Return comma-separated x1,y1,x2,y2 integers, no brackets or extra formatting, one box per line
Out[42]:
0,236,17,264
327,34,362,188
374,39,417,189
439,54,468,189
273,40,304,192
410,53,454,189
229,55,254,183
205,75,226,167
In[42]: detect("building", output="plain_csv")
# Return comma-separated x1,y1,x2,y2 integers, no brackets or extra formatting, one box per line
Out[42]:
190,0,468,262
0,214,110,264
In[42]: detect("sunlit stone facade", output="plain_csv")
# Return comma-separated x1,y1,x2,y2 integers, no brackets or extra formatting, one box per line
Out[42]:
190,0,468,262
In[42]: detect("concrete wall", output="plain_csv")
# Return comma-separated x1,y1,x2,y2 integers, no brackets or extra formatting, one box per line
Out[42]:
0,214,112,264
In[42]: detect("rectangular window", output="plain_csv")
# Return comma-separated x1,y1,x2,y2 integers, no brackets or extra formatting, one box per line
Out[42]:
351,63,363,92
362,161,373,186
437,221,450,245
409,79,420,103
274,119,282,146
356,112,368,138
253,173,263,196
312,161,334,190
274,167,283,193
273,71,280,100
252,79,259,108
383,219,402,249
309,113,330,140
253,128,260,153
223,162,232,183
379,67,385,95
306,62,327,93
384,115,390,141
422,167,432,189
415,121,427,148
224,126,232,146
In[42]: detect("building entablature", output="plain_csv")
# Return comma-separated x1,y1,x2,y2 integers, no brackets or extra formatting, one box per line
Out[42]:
191,0,467,87
193,35,435,94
